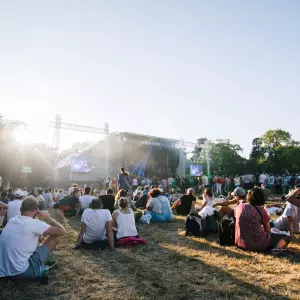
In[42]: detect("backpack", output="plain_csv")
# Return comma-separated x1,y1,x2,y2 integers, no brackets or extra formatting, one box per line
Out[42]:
185,213,208,237
217,217,235,246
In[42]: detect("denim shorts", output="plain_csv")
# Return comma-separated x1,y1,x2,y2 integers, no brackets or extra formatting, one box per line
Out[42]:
16,245,50,279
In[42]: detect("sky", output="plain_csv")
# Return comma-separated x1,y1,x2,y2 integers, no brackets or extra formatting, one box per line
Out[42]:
1,0,300,157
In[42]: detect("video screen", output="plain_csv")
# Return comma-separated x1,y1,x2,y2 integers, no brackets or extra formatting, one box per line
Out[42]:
190,165,203,177
71,156,95,173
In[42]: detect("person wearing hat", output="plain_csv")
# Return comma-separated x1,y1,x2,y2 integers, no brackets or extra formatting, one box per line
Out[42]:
7,189,25,221
213,187,246,218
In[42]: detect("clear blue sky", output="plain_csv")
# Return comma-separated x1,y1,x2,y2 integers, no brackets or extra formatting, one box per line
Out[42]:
1,1,300,156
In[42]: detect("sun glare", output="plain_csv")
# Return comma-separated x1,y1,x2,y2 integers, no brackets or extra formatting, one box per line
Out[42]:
13,128,33,145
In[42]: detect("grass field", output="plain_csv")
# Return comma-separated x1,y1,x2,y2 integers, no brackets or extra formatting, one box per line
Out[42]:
1,210,300,300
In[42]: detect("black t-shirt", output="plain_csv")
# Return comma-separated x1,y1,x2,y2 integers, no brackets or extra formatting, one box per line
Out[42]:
99,195,115,214
176,194,196,215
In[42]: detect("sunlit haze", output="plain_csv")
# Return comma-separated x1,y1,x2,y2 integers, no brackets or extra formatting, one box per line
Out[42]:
1,1,300,155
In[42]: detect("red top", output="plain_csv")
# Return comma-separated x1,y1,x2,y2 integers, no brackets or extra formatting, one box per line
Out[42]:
217,177,223,184
235,203,270,251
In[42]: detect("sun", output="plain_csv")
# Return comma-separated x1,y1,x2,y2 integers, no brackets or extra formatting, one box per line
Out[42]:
13,128,33,145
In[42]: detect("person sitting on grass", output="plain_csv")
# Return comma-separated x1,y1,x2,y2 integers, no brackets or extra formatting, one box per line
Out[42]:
198,188,215,213
172,188,196,215
213,187,246,218
7,189,25,221
0,196,66,278
269,201,300,238
235,188,292,253
99,188,115,214
74,198,115,251
79,186,95,212
145,188,173,222
112,197,138,240
114,189,136,211
59,188,80,216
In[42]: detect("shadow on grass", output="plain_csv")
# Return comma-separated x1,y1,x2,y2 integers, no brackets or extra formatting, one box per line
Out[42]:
0,213,294,300
64,216,290,300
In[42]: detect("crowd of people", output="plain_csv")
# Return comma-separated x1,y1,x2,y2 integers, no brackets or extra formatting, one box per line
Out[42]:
0,167,300,280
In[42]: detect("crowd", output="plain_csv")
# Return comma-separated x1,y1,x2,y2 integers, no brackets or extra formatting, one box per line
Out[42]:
0,167,300,281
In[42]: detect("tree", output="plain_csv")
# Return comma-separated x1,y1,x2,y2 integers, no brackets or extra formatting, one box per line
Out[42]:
259,129,291,149
191,139,245,176
190,137,207,163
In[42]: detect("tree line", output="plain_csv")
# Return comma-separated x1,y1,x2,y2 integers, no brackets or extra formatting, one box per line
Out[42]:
190,129,300,176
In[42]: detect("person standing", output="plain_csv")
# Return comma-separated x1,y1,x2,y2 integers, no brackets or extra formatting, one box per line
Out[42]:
201,174,209,188
118,168,131,191
234,175,241,188
161,178,167,193
216,175,223,195
43,188,54,209
259,172,267,187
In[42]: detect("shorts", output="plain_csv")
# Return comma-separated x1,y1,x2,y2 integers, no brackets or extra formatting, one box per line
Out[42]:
266,233,291,251
16,245,50,279
82,240,109,250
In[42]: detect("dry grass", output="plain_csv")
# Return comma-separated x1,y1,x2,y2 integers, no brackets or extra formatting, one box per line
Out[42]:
1,210,300,300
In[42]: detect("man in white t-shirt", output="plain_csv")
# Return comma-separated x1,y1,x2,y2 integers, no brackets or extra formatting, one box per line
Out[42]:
7,189,24,221
79,186,95,211
259,172,267,186
75,198,115,251
0,196,66,278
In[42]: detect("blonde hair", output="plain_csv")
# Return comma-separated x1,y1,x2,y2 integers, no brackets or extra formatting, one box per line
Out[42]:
118,197,129,209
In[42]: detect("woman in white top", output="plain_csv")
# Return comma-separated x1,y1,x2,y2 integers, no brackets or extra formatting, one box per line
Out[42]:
199,188,215,212
112,197,138,240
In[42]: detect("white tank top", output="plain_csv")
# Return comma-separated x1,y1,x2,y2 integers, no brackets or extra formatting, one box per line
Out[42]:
116,209,138,239
204,194,215,207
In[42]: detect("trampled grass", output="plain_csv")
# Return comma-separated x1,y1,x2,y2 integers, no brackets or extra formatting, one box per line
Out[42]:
1,210,300,300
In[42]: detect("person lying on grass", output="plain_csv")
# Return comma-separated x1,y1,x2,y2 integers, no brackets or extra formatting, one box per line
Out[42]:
235,188,292,253
172,188,196,215
0,196,66,279
112,197,138,240
213,187,246,217
75,198,115,251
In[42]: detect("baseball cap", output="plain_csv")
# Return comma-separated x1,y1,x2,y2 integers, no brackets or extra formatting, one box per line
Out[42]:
231,187,246,197
14,189,24,197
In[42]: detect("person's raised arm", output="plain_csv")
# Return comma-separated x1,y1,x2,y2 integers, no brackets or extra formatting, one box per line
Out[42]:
106,220,115,252
37,210,66,236
286,188,300,207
